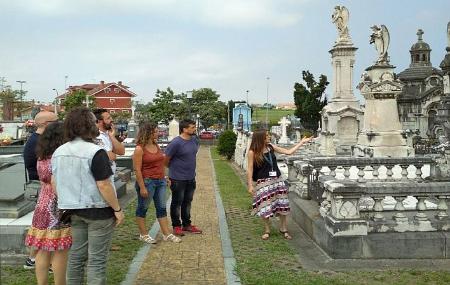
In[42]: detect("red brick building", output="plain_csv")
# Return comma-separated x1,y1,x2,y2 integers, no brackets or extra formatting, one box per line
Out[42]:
60,81,136,114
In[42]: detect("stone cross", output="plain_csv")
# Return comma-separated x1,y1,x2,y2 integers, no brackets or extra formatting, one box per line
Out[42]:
278,116,291,144
417,29,424,41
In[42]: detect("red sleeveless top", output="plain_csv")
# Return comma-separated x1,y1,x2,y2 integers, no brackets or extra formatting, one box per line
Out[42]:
140,145,165,179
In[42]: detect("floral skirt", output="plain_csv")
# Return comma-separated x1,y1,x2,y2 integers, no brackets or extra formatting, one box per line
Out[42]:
251,177,290,218
25,226,72,251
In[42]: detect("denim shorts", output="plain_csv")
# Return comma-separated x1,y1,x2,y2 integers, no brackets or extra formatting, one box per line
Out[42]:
135,178,167,218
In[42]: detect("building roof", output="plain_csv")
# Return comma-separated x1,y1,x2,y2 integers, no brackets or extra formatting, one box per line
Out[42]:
411,41,431,51
398,66,442,81
59,81,135,98
399,85,441,102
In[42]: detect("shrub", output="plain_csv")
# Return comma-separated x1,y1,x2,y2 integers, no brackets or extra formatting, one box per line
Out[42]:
217,130,237,160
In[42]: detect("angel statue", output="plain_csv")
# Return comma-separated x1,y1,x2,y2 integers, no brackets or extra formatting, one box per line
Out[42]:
370,25,390,64
332,6,350,42
447,21,450,48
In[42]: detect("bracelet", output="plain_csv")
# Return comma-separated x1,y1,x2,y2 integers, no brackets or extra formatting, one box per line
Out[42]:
113,207,122,212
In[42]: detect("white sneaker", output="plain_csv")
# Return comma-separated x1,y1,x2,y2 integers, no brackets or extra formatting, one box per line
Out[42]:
139,234,157,244
163,233,182,243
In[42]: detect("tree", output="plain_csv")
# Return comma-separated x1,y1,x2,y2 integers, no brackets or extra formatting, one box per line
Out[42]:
111,111,132,123
61,90,96,114
149,88,179,124
293,71,329,132
191,88,227,129
148,87,227,127
134,101,154,123
0,88,18,120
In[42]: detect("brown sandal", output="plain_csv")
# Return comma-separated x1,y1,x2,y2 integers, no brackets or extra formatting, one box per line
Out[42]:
261,232,270,240
279,230,292,240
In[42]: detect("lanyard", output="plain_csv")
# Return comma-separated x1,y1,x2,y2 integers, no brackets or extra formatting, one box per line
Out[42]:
263,147,274,171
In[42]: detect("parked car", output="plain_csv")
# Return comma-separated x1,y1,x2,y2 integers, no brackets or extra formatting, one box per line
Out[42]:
199,131,214,139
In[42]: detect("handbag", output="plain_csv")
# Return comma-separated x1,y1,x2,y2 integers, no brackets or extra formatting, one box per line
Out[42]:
58,210,73,225
24,180,41,202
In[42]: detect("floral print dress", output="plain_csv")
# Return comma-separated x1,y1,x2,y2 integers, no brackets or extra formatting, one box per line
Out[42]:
25,159,72,251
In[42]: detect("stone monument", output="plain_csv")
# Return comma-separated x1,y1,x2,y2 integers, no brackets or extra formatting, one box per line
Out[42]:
168,117,179,142
0,156,35,218
437,21,450,177
352,25,410,157
321,6,364,155
278,117,291,144
318,131,336,156
125,104,138,143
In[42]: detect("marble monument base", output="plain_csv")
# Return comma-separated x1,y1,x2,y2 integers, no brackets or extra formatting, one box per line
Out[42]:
352,131,410,158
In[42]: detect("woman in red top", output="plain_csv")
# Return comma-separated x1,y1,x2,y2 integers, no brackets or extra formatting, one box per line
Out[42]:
133,122,181,243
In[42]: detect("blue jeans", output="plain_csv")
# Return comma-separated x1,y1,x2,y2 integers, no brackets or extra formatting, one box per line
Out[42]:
135,178,167,218
169,179,196,228
67,215,115,285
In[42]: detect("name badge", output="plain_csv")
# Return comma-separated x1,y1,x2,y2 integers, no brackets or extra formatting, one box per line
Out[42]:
269,171,277,177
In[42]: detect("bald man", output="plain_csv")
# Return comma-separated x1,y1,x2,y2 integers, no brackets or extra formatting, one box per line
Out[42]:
23,111,58,180
23,111,58,270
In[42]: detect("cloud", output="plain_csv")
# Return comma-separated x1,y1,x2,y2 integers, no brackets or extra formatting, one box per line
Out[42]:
4,0,303,28
196,0,302,28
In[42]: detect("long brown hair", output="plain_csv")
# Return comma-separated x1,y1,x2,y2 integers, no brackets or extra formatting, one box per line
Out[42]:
136,121,158,146
36,122,64,160
249,129,268,167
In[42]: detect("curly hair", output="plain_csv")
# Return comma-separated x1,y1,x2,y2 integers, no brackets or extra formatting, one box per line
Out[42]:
136,121,158,146
64,107,99,142
36,121,64,160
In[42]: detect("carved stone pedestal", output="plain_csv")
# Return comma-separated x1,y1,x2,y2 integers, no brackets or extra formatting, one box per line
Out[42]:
353,64,410,157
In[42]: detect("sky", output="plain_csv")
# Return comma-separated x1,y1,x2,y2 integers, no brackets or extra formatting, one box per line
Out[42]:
1,0,449,105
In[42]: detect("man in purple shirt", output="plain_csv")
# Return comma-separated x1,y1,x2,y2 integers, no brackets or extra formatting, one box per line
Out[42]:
165,119,202,236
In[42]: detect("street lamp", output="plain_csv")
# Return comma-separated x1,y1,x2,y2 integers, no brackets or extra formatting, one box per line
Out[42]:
246,90,249,105
16,80,26,121
64,75,68,90
265,77,270,129
186,90,193,119
52,88,59,114
227,101,231,130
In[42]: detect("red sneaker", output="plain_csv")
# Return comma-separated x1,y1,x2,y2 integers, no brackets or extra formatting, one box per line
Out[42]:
173,226,185,236
183,225,203,234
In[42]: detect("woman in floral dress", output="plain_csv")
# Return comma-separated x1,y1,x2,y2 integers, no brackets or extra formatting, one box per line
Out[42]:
25,122,71,285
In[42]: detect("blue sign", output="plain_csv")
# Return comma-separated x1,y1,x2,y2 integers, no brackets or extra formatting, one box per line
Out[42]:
232,103,252,131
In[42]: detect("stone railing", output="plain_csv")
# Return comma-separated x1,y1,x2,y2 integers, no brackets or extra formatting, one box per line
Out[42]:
289,156,437,203
285,153,450,235
320,179,450,235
